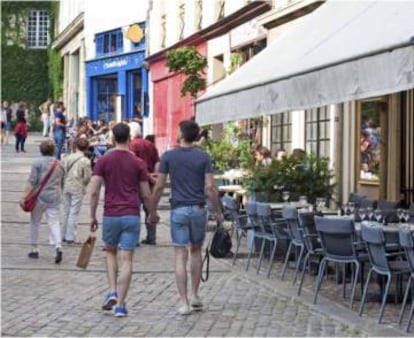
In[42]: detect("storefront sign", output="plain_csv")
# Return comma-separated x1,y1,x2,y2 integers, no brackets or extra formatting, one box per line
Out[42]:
86,51,144,76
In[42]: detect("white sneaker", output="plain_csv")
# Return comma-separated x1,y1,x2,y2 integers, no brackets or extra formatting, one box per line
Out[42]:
190,295,203,311
178,304,191,315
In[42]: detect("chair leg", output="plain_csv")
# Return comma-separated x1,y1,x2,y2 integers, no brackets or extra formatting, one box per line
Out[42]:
257,239,266,274
297,252,310,296
359,269,373,317
406,300,414,332
246,236,255,271
267,240,278,278
342,263,346,299
350,262,359,309
399,276,412,325
232,230,243,266
280,241,293,280
313,258,327,304
378,274,391,324
293,245,305,285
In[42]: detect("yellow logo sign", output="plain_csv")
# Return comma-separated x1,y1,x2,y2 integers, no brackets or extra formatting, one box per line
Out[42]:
126,24,144,44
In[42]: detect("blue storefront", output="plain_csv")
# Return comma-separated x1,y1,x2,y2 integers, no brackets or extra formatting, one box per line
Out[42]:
85,50,148,123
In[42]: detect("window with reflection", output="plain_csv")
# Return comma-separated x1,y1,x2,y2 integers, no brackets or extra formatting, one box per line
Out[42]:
359,99,386,182
271,112,292,155
305,107,330,157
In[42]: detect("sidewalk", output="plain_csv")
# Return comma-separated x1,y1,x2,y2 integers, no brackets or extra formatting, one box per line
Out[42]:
1,133,407,337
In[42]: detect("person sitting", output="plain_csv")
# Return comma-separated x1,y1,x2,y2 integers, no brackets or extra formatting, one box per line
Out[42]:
254,145,272,166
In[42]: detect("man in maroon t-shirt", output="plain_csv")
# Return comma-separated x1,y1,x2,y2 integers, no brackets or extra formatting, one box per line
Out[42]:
129,122,160,245
89,123,158,317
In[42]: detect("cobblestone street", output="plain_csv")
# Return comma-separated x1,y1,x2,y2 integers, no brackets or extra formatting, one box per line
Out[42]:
0,135,408,337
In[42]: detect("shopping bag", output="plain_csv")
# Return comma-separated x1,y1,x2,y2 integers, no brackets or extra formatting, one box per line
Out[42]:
76,236,96,269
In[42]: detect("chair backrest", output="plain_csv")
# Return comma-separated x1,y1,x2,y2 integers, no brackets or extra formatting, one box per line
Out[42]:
399,227,414,272
360,199,377,209
246,201,261,232
298,212,320,252
282,207,302,242
314,216,356,259
378,199,400,210
222,194,247,230
256,202,273,233
381,209,399,223
361,224,389,272
348,193,366,207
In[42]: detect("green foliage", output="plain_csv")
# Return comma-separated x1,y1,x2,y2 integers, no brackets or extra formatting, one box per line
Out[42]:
166,46,207,99
1,1,56,118
48,48,63,99
203,123,254,171
227,52,243,75
243,153,336,204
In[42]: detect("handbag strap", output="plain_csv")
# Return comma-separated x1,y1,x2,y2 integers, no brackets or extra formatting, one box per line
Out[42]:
201,245,210,282
33,160,59,199
66,155,82,174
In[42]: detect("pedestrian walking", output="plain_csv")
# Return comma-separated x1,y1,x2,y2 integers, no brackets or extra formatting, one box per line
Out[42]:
39,98,52,137
129,122,160,245
20,140,65,263
61,137,92,244
152,119,223,315
89,122,158,317
1,101,12,145
52,101,66,159
14,118,28,153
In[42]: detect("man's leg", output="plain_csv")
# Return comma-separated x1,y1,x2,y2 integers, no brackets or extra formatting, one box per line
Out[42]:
190,244,203,299
105,248,118,293
175,246,189,305
60,192,71,241
116,249,133,306
67,193,83,242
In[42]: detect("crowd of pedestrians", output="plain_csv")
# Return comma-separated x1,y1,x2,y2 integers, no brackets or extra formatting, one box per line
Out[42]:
13,105,221,318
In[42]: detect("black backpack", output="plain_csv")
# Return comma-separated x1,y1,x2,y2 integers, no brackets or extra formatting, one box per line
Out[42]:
201,222,232,282
210,224,232,258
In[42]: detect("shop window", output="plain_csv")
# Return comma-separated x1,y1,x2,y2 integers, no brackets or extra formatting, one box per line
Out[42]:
305,107,330,158
357,98,387,183
95,29,123,57
27,10,50,48
271,112,292,155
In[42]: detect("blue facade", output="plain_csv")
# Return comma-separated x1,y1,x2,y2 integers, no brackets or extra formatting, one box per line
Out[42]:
86,40,148,122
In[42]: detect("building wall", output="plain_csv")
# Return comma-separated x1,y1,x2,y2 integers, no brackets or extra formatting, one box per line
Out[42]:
57,0,84,33
84,0,149,61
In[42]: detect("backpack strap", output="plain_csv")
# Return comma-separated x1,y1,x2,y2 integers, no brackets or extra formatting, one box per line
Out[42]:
201,245,210,282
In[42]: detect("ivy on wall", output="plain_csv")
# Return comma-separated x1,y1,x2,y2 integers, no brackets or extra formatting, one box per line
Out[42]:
1,1,56,131
166,46,207,99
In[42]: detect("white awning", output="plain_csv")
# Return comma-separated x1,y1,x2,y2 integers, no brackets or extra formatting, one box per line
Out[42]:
196,1,414,125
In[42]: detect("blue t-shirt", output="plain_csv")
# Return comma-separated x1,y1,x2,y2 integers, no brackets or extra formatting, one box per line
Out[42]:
159,147,213,209
53,111,66,133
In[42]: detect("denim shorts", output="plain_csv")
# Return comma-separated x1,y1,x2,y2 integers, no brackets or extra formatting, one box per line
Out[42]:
170,206,207,246
102,215,140,251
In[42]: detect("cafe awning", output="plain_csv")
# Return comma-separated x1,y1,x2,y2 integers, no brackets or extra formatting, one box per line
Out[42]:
195,1,414,125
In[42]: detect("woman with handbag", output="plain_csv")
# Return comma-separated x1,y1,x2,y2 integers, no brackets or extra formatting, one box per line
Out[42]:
20,140,65,263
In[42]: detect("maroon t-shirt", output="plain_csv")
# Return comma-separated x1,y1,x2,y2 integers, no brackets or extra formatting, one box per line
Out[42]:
129,137,160,173
93,149,149,216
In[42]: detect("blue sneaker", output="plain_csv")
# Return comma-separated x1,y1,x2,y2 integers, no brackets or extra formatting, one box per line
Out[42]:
113,305,128,317
102,292,118,311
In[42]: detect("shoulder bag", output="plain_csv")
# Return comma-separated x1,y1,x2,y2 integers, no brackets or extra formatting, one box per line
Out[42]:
20,160,59,212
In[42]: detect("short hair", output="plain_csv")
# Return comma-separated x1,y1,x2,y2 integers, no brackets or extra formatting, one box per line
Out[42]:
129,121,142,138
145,134,155,144
40,140,55,156
179,120,200,143
76,137,89,151
112,122,130,144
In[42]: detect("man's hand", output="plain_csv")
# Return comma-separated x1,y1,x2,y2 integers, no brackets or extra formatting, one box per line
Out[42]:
215,212,224,225
147,212,160,226
90,218,98,232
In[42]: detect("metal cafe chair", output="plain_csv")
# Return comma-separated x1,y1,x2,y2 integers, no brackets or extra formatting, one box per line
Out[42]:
398,227,414,332
221,194,250,266
313,216,365,308
297,212,323,296
280,207,305,284
359,224,410,324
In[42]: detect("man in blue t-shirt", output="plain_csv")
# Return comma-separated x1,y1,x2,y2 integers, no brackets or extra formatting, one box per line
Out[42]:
152,120,223,316
52,101,66,159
